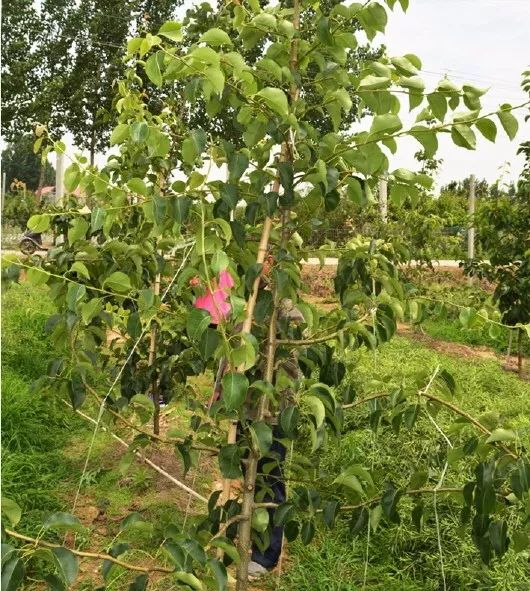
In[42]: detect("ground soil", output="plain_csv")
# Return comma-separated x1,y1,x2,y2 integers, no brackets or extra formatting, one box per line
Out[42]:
300,264,528,379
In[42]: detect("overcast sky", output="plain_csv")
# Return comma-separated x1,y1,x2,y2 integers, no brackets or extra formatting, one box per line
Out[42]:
382,0,530,188
59,0,530,191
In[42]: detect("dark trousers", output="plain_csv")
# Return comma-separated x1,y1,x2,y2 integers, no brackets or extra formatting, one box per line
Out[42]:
251,427,286,569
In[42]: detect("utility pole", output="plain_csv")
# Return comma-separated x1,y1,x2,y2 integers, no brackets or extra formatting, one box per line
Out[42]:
467,174,476,285
378,178,388,223
1,172,6,212
55,149,65,207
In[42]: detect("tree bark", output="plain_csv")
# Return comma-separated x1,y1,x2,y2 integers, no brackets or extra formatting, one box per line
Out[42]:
36,161,46,205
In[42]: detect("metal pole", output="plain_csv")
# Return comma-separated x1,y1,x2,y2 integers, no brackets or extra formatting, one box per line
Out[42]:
378,178,388,223
55,149,65,207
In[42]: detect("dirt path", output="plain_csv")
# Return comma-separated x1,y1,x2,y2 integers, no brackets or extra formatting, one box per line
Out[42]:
397,323,528,378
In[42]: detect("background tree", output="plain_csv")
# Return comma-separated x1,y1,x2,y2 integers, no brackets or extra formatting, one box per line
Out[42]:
1,135,55,192
465,71,530,375
0,0,43,140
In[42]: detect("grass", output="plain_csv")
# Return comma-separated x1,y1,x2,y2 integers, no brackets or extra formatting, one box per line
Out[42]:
3,279,529,589
423,317,530,357
1,282,87,534
278,336,530,591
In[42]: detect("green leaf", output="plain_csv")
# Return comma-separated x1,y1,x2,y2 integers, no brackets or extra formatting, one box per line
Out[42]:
27,267,49,287
103,271,131,294
158,21,183,42
381,483,401,523
304,395,325,428
127,178,148,197
52,547,78,585
391,55,418,76
485,428,517,444
427,92,447,121
173,572,203,591
497,105,518,140
333,472,364,496
199,328,220,361
205,67,225,95
64,164,81,192
451,124,476,150
145,52,163,87
69,371,86,410
370,113,402,135
358,75,390,90
131,122,149,143
182,129,207,165
91,207,105,232
397,76,425,91
1,556,24,591
322,500,340,529
81,298,102,325
222,372,249,411
1,498,22,526
300,520,315,545
66,283,86,311
207,558,227,591
475,118,497,143
358,3,388,39
256,87,289,118
279,405,300,439
28,214,50,233
489,520,509,558
249,421,272,454
218,444,243,478
251,508,269,533
389,184,409,207
70,261,90,280
110,123,129,145
174,196,192,224
200,28,233,47
43,512,84,533
186,307,211,341
68,218,89,244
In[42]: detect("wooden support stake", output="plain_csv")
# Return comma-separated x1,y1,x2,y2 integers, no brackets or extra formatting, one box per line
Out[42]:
149,272,161,435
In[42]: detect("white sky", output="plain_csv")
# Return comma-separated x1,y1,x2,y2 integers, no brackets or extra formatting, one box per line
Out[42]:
382,0,530,187
45,0,530,191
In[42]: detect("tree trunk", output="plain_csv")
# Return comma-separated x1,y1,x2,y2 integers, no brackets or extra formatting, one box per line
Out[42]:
36,161,46,205
235,283,279,590
234,1,300,586
89,130,96,167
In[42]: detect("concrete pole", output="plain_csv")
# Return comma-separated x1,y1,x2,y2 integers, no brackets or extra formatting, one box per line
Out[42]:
467,174,476,259
1,172,6,212
55,150,65,207
378,178,388,223
467,174,476,285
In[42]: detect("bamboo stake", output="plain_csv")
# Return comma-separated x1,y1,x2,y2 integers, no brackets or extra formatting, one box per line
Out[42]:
149,272,161,435
517,328,524,378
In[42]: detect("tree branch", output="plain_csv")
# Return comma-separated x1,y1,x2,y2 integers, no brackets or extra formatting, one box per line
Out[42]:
85,385,218,453
4,529,174,574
